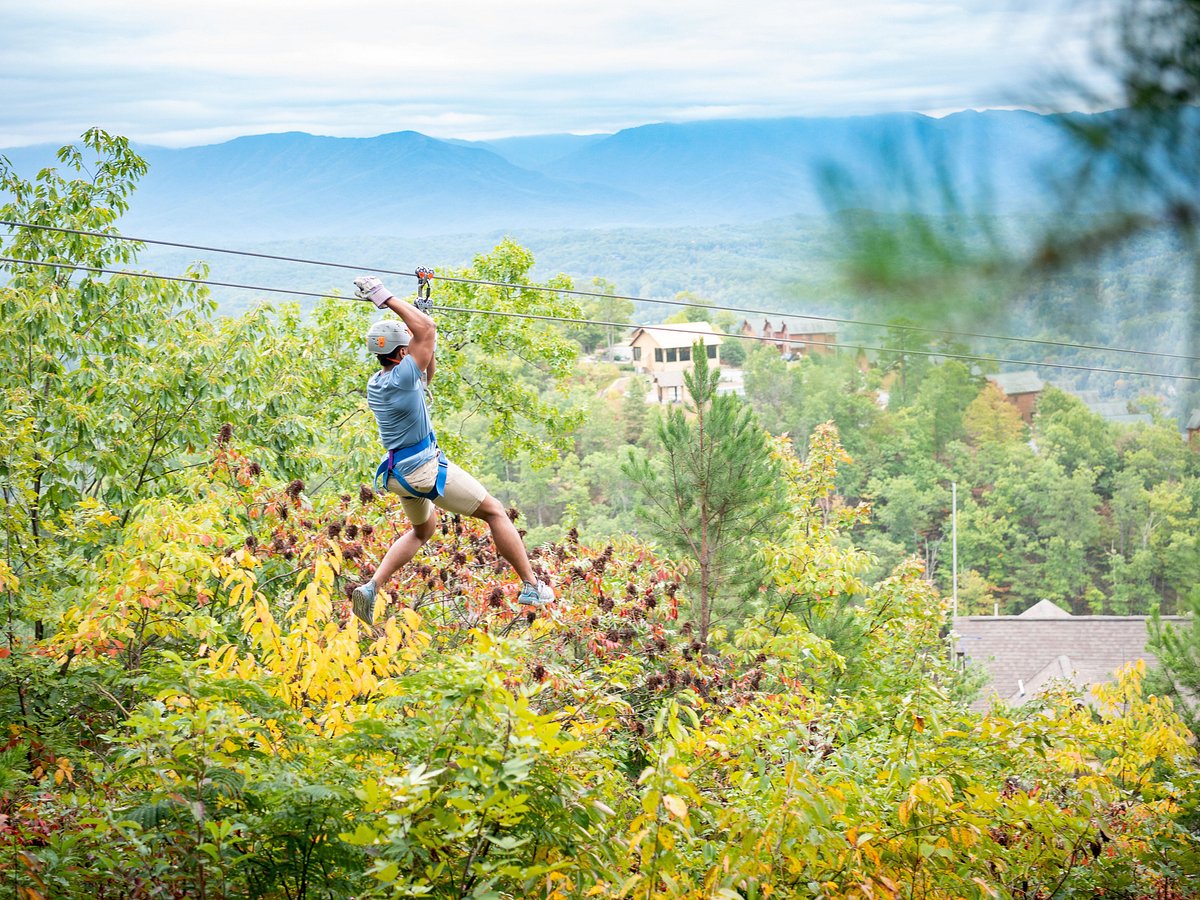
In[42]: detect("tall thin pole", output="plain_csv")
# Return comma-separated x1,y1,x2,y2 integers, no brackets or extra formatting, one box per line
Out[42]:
952,482,958,621
951,481,959,665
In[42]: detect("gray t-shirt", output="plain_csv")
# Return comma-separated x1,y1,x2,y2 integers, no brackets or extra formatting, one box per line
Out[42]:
366,357,437,475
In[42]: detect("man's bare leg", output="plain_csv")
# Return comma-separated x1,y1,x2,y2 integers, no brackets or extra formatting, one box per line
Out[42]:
470,495,536,583
351,512,437,623
373,513,438,587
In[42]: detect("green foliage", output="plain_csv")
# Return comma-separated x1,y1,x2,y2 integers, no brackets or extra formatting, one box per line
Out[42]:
1148,591,1200,733
568,276,635,354
716,334,746,368
962,383,1027,447
2,429,1195,900
1,130,217,633
412,239,584,469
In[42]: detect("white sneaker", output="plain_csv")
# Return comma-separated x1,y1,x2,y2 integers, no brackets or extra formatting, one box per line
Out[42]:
353,276,392,309
517,580,555,606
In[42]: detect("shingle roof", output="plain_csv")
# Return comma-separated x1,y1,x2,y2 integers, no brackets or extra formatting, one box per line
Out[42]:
1084,401,1151,426
777,317,838,336
1019,599,1073,618
741,317,837,338
1087,400,1131,419
954,611,1191,708
1188,409,1200,430
988,371,1045,396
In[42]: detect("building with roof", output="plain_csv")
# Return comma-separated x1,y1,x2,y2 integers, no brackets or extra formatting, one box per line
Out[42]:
987,371,1045,424
1085,399,1153,427
740,317,836,357
954,599,1191,709
1188,409,1200,446
628,323,724,403
629,323,722,375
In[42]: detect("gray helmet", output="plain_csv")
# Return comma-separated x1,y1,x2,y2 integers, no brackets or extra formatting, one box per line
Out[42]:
366,320,411,355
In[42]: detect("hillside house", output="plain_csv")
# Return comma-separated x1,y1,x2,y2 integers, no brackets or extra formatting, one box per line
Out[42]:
628,323,725,404
987,371,1045,424
740,317,836,357
954,599,1191,710
1188,409,1200,446
629,323,723,375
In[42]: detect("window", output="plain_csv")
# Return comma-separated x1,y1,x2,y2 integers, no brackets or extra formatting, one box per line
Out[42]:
632,347,642,361
655,348,663,362
666,348,678,363
707,344,718,359
680,347,691,361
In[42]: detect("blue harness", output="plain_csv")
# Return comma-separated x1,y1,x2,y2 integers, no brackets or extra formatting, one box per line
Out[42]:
373,431,448,500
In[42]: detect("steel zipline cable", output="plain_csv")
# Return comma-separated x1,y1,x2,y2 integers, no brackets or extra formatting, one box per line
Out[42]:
3,254,1198,384
2,218,1198,365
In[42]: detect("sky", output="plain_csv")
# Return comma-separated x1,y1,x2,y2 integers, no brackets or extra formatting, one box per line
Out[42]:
1,0,1105,149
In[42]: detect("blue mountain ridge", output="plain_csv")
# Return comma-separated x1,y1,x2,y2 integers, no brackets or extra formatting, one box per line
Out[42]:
0,111,1102,243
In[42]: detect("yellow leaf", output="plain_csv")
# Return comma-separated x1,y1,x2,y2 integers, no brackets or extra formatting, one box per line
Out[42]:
663,794,688,819
641,789,659,815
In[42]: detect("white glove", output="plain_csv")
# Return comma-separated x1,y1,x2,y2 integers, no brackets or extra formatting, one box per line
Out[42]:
353,276,393,309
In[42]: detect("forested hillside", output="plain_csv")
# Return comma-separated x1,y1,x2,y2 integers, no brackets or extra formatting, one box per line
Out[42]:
2,134,1198,897
504,346,1200,617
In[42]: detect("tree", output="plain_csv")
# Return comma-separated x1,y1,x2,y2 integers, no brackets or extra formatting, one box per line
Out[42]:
573,277,634,354
1034,387,1118,483
0,130,219,637
963,383,1026,447
662,291,714,324
624,343,782,644
1149,594,1200,731
419,239,584,469
620,375,651,446
741,345,793,434
867,473,949,576
906,360,980,454
718,333,747,367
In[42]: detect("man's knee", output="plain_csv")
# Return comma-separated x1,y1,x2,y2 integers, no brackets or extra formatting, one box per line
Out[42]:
413,514,438,541
473,495,504,520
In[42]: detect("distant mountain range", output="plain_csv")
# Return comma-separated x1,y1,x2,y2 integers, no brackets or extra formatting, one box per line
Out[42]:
0,110,1089,242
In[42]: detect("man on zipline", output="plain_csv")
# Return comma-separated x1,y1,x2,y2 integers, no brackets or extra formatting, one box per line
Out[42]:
349,275,555,624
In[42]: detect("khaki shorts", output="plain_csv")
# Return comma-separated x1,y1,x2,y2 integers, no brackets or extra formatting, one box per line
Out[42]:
386,455,488,524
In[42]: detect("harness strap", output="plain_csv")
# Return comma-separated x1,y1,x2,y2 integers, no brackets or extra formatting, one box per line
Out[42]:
373,431,446,500
389,451,448,501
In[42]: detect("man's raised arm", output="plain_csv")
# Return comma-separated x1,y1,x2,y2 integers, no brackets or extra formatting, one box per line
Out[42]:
354,276,436,371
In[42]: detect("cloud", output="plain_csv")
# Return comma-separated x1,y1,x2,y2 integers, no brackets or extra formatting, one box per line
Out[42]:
0,0,1107,147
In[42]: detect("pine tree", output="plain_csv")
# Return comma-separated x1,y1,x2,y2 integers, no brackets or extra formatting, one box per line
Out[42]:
1148,597,1200,731
624,343,782,644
